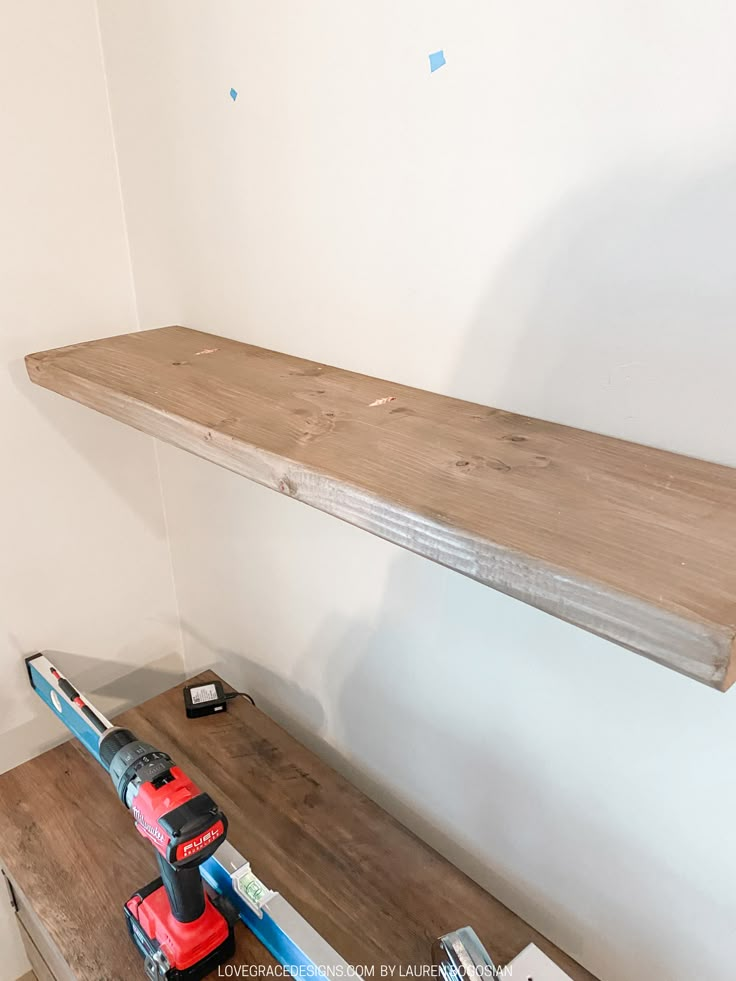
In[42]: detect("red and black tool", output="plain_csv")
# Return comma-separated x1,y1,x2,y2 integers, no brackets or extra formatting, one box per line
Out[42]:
99,726,236,980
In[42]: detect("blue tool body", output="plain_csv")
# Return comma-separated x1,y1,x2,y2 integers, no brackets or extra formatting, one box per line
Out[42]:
27,656,105,764
200,856,332,972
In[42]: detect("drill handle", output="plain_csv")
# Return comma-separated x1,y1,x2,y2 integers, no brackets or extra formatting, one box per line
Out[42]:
156,853,206,923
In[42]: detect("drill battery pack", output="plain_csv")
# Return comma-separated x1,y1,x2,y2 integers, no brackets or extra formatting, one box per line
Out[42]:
124,877,236,981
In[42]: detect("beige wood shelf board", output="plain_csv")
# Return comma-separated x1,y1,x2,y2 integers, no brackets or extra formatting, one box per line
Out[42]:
26,326,736,689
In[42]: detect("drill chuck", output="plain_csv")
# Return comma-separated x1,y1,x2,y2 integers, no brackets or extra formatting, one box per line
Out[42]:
100,727,174,809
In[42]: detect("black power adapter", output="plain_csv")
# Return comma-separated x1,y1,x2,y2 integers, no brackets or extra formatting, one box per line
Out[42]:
183,680,228,717
183,680,256,718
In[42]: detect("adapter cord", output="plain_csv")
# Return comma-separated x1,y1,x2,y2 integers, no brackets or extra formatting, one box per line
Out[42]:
225,691,255,707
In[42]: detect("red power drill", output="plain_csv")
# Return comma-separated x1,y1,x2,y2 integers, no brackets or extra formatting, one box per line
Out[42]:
99,726,236,980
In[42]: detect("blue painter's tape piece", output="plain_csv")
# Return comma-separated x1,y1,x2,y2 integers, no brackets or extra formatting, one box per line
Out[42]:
201,857,323,976
27,660,103,765
429,50,446,73
230,88,238,101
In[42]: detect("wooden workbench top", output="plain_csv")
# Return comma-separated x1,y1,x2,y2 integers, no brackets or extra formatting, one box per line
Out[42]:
0,672,595,980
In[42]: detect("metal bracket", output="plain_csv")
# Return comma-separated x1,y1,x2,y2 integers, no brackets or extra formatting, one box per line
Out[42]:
432,927,496,981
144,950,171,981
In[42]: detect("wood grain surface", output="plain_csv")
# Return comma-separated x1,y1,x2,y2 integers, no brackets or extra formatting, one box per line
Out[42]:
26,326,736,688
0,672,596,981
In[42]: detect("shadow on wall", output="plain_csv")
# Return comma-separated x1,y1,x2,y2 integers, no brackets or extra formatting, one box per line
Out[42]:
333,161,736,978
340,161,736,978
455,161,736,464
302,564,733,981
187,160,736,981
7,352,169,536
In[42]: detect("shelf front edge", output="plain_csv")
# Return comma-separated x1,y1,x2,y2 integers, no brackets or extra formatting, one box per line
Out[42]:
25,343,736,692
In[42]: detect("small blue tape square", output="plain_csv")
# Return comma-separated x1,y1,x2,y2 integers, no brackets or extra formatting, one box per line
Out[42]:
429,50,446,73
230,88,238,101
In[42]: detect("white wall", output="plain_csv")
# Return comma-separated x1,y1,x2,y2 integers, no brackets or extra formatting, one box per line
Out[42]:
0,3,183,977
96,3,736,980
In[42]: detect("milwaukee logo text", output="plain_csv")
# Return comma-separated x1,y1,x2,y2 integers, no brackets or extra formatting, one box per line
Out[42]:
132,807,166,842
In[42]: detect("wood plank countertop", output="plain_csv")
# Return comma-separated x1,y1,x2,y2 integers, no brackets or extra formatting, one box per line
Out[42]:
0,671,596,980
26,326,736,688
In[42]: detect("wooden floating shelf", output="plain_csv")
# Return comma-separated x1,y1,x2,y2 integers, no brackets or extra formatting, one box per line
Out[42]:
27,326,736,690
